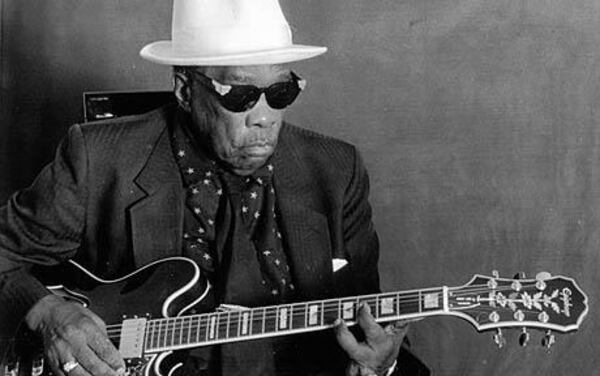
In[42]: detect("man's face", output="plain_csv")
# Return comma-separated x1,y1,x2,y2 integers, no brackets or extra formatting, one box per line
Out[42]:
186,65,290,176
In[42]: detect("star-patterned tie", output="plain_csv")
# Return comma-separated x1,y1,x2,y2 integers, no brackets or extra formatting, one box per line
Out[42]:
171,124,294,301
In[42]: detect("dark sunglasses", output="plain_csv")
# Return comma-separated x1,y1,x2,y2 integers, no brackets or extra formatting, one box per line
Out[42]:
189,70,306,113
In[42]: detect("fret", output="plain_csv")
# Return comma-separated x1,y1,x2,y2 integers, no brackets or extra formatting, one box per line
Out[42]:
228,311,240,339
277,305,291,330
198,314,210,343
217,312,228,340
307,304,320,326
241,310,251,336
261,307,267,334
341,299,356,321
173,318,182,346
291,302,305,329
421,288,442,312
189,315,199,344
250,308,262,335
378,293,397,318
418,291,423,313
167,318,175,347
195,315,202,344
158,320,167,347
186,316,193,345
375,295,380,319
208,314,217,340
144,320,153,350
264,307,277,333
181,317,188,344
323,299,340,325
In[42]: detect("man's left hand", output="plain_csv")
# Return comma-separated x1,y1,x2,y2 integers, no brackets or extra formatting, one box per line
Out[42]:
334,303,407,376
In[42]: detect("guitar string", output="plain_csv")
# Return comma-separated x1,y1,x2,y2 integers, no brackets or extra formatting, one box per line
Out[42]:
2,299,560,347
102,282,560,334
102,284,566,341
103,304,562,345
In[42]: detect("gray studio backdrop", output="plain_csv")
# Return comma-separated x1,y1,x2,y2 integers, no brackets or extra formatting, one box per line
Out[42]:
1,1,599,375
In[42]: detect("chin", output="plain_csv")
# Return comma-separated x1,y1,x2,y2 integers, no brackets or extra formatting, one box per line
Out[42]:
227,156,269,176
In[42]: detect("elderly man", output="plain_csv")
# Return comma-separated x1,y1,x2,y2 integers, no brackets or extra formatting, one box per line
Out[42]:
0,1,427,375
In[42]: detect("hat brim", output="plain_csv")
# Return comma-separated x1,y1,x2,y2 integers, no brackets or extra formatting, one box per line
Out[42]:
140,41,327,66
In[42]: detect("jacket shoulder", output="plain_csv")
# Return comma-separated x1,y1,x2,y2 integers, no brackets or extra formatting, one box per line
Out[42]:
282,123,358,163
77,105,171,147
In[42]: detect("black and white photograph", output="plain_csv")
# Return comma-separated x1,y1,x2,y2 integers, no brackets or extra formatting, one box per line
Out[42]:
0,1,597,375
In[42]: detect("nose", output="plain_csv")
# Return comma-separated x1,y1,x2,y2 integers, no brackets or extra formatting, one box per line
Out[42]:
245,93,278,128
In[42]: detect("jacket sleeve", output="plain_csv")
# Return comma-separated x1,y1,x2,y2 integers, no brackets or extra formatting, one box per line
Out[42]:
0,124,88,333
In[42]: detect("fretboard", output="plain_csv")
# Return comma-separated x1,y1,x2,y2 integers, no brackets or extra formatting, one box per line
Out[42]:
143,287,448,353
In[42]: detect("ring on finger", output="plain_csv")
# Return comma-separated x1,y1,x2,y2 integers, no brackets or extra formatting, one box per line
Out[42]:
62,360,80,373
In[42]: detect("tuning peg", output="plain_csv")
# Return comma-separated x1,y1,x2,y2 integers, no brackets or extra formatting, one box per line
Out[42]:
542,330,555,349
492,270,500,279
493,328,506,348
513,272,526,279
519,328,530,347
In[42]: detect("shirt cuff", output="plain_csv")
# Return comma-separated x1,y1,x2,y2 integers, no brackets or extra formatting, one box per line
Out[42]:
0,268,51,330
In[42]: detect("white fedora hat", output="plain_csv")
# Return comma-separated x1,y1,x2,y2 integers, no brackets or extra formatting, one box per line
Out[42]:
140,0,327,66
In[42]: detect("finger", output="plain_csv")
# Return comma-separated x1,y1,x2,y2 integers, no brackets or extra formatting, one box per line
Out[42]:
384,323,409,345
333,319,362,359
357,303,386,343
74,344,119,376
88,331,126,372
50,340,93,376
82,309,108,334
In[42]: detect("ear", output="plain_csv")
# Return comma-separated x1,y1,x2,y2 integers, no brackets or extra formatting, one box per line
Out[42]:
173,70,192,112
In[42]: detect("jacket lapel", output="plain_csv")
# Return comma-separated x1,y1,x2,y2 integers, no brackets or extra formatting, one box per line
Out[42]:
272,124,334,299
129,123,183,267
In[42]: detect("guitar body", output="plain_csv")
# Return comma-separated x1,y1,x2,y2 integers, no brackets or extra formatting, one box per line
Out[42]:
4,257,210,376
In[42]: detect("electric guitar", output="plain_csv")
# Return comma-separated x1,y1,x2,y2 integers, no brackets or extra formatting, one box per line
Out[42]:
1,257,589,376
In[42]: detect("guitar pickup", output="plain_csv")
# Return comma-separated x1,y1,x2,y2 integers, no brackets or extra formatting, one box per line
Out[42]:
119,318,147,358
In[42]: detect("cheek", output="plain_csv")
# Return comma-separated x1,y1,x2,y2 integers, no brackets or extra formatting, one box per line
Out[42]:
210,113,248,156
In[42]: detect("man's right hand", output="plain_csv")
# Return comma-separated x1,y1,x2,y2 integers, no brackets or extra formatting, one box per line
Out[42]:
25,294,125,376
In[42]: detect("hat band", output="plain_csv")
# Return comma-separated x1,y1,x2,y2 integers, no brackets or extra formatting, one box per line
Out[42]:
172,23,293,57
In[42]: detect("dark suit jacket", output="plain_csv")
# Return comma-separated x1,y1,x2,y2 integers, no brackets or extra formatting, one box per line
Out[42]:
0,105,428,375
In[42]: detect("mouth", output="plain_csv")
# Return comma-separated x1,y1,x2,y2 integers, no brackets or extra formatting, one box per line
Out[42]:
241,143,274,157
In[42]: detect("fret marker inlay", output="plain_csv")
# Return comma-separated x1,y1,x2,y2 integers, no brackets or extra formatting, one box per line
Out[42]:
380,297,395,315
424,293,439,309
308,305,319,326
241,311,250,335
209,315,217,339
342,302,355,320
279,308,288,329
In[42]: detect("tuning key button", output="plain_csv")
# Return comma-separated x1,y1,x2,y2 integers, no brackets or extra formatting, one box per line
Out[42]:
519,328,530,347
513,310,525,322
513,272,526,279
542,330,556,349
492,270,500,278
493,328,506,348
511,280,522,291
535,279,547,291
537,311,549,323
489,311,500,323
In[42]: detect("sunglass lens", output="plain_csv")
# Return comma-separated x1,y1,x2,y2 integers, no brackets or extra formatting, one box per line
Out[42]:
220,86,261,112
265,81,301,110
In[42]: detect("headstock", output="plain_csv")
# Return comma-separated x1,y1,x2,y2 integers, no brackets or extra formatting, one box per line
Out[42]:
447,271,588,348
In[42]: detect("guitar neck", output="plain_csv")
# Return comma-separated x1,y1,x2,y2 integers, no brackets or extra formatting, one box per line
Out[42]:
142,286,449,353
